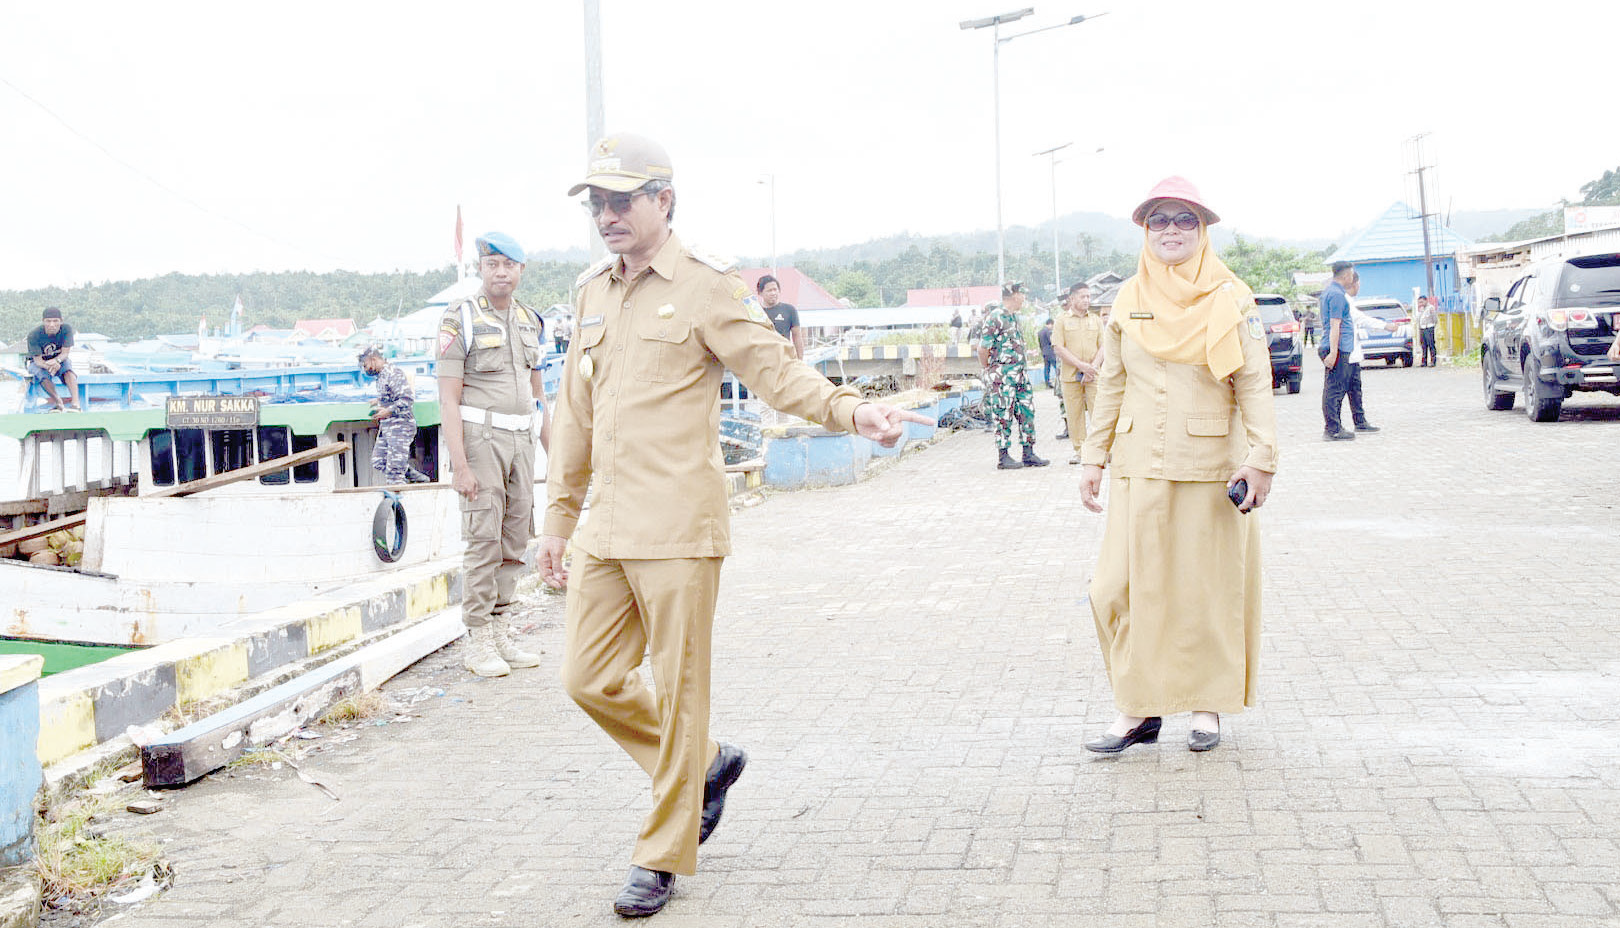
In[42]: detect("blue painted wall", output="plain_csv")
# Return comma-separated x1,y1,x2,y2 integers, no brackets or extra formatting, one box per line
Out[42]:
1353,258,1466,313
1,657,43,867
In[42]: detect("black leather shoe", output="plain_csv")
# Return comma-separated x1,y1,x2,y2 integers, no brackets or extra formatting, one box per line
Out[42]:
1084,717,1161,754
698,743,747,844
1323,429,1355,441
613,866,675,917
1354,423,1381,432
1188,728,1221,752
1055,430,1069,440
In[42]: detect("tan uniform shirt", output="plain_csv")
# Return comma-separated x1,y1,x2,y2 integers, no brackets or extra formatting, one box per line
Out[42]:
1080,311,1279,480
544,232,863,559
1051,310,1104,382
436,295,544,416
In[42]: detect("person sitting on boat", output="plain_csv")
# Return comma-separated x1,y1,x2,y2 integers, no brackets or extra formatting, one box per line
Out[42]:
26,307,80,412
360,345,429,485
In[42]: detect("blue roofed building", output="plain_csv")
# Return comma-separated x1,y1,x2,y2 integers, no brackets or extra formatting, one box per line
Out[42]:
1327,203,1472,314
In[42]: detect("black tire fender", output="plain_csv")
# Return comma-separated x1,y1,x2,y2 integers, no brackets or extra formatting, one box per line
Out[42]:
372,490,408,563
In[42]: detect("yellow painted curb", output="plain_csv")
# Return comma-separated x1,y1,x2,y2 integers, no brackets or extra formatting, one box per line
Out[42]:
37,691,95,767
174,642,250,704
407,574,450,620
305,605,363,654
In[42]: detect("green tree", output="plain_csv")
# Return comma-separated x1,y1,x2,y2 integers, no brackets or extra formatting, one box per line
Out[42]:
1217,235,1322,300
832,269,877,306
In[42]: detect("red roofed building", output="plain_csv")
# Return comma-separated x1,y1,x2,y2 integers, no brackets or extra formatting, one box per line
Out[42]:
737,267,843,310
292,318,358,344
904,285,999,308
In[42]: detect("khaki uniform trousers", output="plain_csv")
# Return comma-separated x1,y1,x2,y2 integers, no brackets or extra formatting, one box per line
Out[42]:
459,423,534,628
561,552,723,876
1060,378,1098,456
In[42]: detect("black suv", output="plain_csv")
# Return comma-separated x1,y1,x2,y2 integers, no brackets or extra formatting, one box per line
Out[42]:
1482,252,1620,421
1253,294,1302,394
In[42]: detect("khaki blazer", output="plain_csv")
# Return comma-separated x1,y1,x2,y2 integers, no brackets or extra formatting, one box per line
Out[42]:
1080,311,1278,480
1050,310,1104,381
544,233,863,560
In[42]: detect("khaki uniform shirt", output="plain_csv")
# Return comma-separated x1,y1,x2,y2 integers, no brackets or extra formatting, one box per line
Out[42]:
436,295,544,416
1080,311,1279,480
1050,310,1104,382
543,232,864,559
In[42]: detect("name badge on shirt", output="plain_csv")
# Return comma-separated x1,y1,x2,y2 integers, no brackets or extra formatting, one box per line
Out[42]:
1129,311,1154,320
580,315,604,327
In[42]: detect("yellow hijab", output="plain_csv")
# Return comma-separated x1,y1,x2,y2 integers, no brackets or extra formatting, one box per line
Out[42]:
1114,222,1251,380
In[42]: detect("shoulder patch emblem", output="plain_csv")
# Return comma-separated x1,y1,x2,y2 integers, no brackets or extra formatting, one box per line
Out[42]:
686,243,737,273
1246,315,1265,340
731,285,748,301
742,295,770,326
575,256,614,289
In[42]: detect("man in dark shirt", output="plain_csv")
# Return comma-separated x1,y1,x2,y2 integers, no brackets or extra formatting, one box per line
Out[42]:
25,307,79,411
757,275,803,358
1038,317,1057,392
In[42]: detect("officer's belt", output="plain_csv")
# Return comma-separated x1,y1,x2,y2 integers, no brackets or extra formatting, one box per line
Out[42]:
459,405,531,432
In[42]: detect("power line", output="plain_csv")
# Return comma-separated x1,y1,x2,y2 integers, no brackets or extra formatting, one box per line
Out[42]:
0,73,341,266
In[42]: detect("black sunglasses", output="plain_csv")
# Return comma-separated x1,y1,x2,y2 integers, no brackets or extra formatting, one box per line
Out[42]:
1145,211,1201,232
583,188,654,218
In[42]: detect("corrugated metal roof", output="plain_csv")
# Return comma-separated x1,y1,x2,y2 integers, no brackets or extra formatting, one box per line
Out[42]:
1329,202,1472,264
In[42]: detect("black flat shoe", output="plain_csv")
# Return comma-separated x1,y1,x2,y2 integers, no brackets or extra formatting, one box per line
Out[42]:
698,743,747,844
1084,717,1161,754
1354,423,1381,432
1188,728,1221,752
614,866,675,918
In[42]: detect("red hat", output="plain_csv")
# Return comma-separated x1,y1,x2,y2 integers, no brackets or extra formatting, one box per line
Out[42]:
1131,176,1221,227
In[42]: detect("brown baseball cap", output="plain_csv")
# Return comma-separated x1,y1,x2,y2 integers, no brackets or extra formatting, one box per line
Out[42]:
567,133,674,196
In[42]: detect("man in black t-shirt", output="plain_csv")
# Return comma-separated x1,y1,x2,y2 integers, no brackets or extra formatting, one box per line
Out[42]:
25,306,79,411
756,275,803,359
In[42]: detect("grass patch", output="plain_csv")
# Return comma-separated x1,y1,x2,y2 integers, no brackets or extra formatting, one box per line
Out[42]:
34,792,164,912
225,746,295,769
319,691,390,724
1445,346,1482,366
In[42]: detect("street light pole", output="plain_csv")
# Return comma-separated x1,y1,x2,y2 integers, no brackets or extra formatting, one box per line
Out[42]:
1034,142,1072,296
960,10,1108,293
758,174,777,276
583,0,607,262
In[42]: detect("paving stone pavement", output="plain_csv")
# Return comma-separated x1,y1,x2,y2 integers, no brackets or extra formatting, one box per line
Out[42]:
84,360,1620,928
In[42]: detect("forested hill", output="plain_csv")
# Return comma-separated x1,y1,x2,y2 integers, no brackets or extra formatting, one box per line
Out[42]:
0,264,586,342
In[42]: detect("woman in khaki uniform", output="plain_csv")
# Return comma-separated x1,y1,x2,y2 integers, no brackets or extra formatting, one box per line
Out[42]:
1078,177,1278,754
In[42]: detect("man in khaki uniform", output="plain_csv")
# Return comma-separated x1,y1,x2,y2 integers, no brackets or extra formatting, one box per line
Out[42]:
437,232,550,678
537,133,929,918
1049,282,1106,464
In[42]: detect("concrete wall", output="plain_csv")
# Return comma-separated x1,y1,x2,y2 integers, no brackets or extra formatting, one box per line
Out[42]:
0,655,43,867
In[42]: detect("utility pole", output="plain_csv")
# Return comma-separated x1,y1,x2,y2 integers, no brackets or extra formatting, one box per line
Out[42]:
1408,133,1436,305
584,0,607,262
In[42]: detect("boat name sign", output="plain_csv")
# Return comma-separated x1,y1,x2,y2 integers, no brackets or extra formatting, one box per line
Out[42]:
165,396,262,429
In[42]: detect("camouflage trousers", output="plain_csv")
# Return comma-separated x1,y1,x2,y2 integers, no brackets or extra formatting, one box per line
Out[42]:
985,370,1036,451
371,417,417,484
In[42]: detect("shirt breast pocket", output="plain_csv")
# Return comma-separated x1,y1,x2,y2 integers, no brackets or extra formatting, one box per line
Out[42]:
635,322,692,383
517,326,542,369
468,329,507,373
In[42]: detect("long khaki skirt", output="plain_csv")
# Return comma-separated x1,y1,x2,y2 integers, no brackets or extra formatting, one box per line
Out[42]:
1089,476,1261,716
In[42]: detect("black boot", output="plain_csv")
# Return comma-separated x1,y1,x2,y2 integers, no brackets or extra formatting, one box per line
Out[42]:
1021,444,1049,467
997,448,1023,470
405,466,433,483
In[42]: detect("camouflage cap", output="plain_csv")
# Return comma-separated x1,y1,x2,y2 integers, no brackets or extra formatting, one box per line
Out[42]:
567,133,674,196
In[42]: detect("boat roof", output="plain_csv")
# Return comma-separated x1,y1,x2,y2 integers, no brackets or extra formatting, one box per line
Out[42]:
0,400,443,442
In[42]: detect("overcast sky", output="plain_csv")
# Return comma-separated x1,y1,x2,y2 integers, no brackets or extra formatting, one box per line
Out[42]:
3,0,1616,291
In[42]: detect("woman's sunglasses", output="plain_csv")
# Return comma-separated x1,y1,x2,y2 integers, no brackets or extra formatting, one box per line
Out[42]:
1145,211,1200,232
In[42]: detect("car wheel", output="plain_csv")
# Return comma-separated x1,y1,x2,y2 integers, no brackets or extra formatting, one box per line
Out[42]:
1399,353,1413,367
1384,356,1395,366
1483,354,1514,410
1522,355,1563,422
1286,375,1301,395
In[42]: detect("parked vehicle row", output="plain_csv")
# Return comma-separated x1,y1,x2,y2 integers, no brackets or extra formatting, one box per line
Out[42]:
1481,252,1620,421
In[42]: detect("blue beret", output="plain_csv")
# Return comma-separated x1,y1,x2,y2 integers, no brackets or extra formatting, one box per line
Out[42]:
475,231,525,264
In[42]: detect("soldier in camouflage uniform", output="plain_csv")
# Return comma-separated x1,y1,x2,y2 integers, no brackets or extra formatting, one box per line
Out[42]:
977,282,1050,470
360,346,427,484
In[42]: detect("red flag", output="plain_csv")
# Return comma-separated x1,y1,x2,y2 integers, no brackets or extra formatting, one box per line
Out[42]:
454,205,464,266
